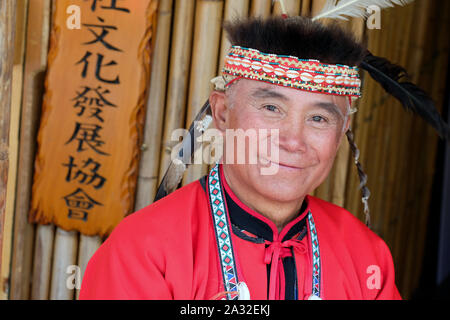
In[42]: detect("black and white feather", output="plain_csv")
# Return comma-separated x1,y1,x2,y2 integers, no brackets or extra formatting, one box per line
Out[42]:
154,100,212,202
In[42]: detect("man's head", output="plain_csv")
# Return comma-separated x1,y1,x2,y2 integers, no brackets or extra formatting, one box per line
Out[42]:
211,79,351,202
210,17,366,204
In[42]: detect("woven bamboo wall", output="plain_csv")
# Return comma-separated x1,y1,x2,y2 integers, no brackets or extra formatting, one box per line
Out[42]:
2,0,449,300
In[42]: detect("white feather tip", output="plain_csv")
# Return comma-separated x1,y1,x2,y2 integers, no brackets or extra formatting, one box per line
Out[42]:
312,0,414,22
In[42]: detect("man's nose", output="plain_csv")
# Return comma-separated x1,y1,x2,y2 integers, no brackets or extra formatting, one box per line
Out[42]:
278,120,308,153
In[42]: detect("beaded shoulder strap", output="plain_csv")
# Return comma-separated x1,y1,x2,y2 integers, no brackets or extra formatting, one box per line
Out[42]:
307,212,322,299
207,164,239,300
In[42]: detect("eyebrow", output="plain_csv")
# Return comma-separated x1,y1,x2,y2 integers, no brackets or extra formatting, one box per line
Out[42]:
250,88,290,101
312,101,345,120
250,87,346,119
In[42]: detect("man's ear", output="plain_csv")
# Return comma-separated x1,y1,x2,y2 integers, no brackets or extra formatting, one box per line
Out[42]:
209,90,228,133
337,114,352,147
344,115,351,133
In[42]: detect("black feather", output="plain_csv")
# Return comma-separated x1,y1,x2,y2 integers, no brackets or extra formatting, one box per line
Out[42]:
360,51,450,140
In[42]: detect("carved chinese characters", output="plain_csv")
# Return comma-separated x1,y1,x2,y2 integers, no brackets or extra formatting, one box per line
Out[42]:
29,0,158,236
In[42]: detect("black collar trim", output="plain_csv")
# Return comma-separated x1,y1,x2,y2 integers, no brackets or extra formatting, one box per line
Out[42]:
224,184,308,243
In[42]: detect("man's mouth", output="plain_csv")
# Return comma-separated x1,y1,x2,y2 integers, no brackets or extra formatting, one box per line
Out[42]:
276,162,304,170
260,158,305,170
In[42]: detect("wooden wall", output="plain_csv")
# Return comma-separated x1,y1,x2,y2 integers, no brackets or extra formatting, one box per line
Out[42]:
1,0,448,300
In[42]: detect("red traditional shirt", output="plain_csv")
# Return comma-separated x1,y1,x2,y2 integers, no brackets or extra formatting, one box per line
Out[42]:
80,166,401,300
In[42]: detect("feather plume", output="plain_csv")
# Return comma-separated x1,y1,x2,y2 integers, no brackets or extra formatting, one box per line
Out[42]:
312,0,414,21
154,100,212,201
360,51,450,139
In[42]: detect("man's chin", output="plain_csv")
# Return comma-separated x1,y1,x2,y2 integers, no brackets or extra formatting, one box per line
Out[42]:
257,186,307,203
250,167,311,201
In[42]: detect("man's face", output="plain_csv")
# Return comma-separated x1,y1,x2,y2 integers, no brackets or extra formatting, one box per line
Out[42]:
210,79,350,203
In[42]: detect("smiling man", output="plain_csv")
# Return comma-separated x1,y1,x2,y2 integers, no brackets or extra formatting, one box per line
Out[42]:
212,80,351,233
79,17,411,300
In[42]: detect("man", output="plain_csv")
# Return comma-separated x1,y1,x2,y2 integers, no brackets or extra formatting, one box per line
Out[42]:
80,16,447,300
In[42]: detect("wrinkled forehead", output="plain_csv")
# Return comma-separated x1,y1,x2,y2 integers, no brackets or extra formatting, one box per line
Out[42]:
229,78,350,115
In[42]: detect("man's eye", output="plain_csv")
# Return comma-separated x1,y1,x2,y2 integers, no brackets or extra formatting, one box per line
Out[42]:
312,115,327,122
263,105,279,112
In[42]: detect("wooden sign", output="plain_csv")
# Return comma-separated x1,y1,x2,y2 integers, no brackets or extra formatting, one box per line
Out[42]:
29,0,158,236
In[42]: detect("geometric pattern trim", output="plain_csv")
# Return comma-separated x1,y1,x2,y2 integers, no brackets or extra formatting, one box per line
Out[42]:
223,46,361,98
307,211,322,299
208,164,239,300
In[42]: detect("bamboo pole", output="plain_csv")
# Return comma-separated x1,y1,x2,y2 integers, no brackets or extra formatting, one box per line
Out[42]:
48,226,78,300
49,229,78,300
250,0,271,18
0,0,17,292
28,0,59,301
75,235,102,299
30,224,54,299
1,0,29,300
310,0,325,16
135,0,174,210
2,66,24,300
158,0,196,180
10,0,52,300
183,0,224,185
272,0,301,16
300,0,311,15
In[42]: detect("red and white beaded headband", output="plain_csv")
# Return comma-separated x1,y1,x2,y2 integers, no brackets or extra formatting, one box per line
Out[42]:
222,46,362,99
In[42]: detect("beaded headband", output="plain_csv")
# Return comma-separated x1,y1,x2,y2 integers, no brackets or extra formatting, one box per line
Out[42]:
222,46,362,99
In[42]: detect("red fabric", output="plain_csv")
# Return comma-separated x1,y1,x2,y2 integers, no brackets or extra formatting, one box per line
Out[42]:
263,239,306,300
79,178,401,300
